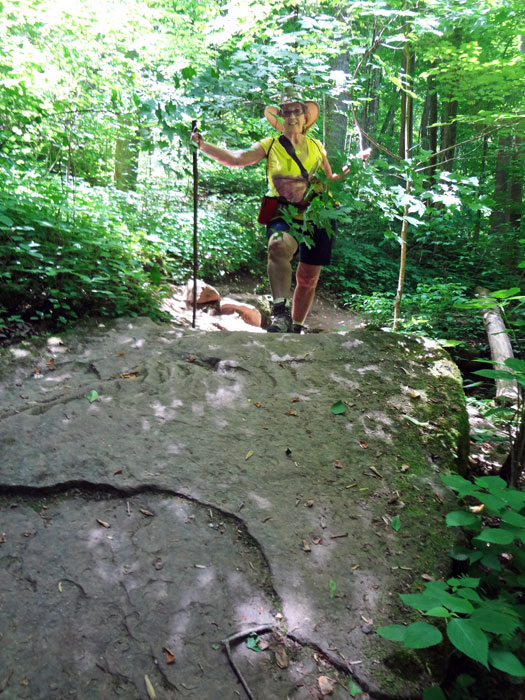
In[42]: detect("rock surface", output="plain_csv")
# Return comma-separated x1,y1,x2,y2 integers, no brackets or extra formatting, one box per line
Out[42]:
0,318,469,699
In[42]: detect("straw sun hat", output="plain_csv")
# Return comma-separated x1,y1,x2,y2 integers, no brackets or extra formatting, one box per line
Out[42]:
264,93,320,133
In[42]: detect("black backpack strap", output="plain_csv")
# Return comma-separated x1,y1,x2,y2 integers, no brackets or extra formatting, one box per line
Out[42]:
278,135,310,181
264,138,275,187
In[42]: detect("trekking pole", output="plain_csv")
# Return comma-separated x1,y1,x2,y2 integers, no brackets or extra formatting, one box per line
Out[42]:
191,120,199,329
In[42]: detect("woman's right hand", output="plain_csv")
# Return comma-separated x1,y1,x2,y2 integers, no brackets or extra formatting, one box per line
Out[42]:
191,130,202,148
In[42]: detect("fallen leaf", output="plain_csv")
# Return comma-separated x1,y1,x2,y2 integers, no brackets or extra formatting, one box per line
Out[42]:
370,466,383,478
470,504,485,514
312,537,323,545
329,579,337,598
113,468,123,475
302,540,311,552
97,519,110,528
245,450,254,460
320,516,327,529
87,390,98,403
194,564,207,569
345,483,357,489
163,647,175,665
23,532,31,537
349,678,363,697
334,460,343,469
0,533,6,544
305,500,314,507
118,352,125,357
331,400,346,415
140,508,154,517
351,564,360,570
318,675,335,695
144,674,156,700
287,410,298,416
275,646,289,668
187,355,196,362
421,574,435,582
121,371,139,379
359,441,368,449
254,401,262,408
291,396,301,403
58,581,63,592
361,615,372,624
411,391,421,399
400,464,410,472
246,634,263,652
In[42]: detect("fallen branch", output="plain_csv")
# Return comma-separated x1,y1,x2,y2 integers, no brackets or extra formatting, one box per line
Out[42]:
475,286,519,403
221,624,273,700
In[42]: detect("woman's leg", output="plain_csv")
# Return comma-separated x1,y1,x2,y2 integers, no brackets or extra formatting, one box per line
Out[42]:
292,262,322,325
267,230,298,300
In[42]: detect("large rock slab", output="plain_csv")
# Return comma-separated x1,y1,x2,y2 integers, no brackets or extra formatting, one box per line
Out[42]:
0,319,469,699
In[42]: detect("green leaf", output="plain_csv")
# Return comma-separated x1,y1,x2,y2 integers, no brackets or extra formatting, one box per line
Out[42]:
443,596,474,614
376,624,407,642
440,474,479,497
403,622,443,649
474,475,507,491
491,287,521,299
475,492,506,513
447,577,480,589
329,579,337,598
489,649,525,678
245,634,262,652
391,516,401,531
505,357,525,374
423,687,447,700
424,607,452,618
330,400,346,415
87,390,98,403
473,369,516,381
456,588,482,603
400,592,443,611
475,528,515,545
447,619,489,667
501,510,525,528
349,678,363,696
470,608,520,635
446,511,478,527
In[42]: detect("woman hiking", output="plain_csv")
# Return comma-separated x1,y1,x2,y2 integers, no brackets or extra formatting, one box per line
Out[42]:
191,92,370,333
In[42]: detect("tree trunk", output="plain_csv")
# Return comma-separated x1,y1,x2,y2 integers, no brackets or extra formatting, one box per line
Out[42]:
475,286,519,403
439,97,458,171
398,47,414,159
323,52,350,158
509,132,524,230
114,117,139,191
473,133,489,243
490,133,512,233
427,69,438,187
499,416,525,488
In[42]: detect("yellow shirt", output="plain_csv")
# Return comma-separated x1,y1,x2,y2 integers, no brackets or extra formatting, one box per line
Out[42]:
259,135,326,200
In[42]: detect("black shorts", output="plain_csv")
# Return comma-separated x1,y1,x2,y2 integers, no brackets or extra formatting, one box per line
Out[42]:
266,217,335,266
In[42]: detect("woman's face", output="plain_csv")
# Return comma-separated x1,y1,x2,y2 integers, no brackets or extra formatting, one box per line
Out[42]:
280,103,306,132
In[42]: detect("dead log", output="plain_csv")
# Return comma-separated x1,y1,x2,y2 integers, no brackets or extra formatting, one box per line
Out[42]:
475,286,519,403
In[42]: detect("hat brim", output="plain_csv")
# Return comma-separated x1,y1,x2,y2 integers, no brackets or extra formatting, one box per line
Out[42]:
264,101,320,133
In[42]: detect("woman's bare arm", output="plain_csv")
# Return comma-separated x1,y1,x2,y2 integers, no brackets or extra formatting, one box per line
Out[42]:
322,148,371,181
191,133,266,167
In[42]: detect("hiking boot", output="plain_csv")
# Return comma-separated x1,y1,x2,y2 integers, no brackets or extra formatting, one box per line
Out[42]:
267,301,292,333
292,323,305,334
